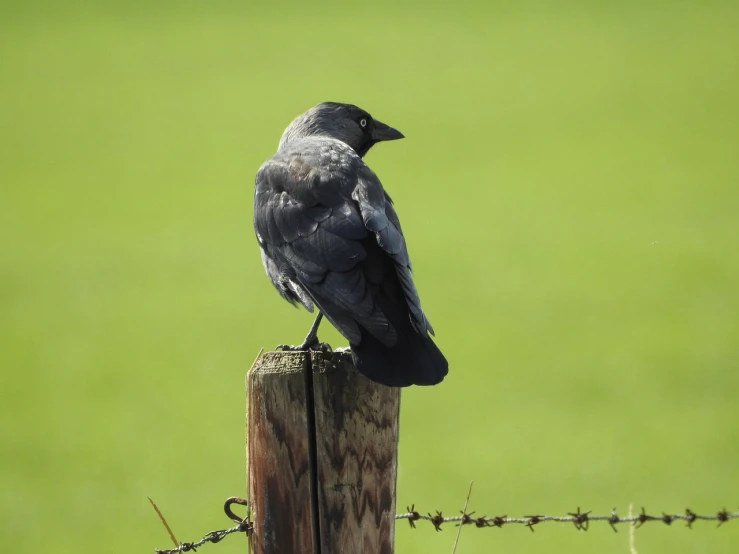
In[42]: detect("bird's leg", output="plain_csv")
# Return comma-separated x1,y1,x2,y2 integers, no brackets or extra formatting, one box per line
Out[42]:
301,312,324,348
276,312,332,352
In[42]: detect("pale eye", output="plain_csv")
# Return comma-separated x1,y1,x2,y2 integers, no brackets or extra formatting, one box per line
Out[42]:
359,118,368,128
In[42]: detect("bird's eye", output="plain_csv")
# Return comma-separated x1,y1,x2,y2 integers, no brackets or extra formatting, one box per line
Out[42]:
359,118,368,128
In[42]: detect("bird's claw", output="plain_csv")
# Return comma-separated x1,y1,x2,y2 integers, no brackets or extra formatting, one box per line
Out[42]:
276,341,332,353
315,342,332,352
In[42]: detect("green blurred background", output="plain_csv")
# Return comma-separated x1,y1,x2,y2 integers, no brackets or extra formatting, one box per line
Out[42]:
1,0,738,552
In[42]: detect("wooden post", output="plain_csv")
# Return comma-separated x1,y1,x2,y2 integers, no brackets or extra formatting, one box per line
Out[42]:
246,350,400,554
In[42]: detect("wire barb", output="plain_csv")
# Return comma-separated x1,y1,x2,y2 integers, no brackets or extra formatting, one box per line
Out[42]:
405,504,420,529
568,507,590,531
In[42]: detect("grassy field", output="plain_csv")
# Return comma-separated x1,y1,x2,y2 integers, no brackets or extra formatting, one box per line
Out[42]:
1,1,738,553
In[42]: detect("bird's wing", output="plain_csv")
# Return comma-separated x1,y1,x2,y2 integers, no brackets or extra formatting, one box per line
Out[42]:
351,165,434,336
254,139,414,345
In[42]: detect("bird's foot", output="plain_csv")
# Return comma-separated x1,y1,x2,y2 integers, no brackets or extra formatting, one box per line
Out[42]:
334,346,352,353
276,340,332,353
276,313,331,352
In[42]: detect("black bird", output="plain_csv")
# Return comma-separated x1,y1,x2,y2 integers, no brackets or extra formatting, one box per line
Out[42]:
253,102,448,387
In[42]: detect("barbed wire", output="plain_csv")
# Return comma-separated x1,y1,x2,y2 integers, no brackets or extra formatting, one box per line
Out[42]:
152,497,738,553
154,498,252,554
397,505,739,532
154,523,249,554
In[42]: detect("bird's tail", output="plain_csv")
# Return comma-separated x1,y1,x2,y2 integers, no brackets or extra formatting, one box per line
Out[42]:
350,324,448,387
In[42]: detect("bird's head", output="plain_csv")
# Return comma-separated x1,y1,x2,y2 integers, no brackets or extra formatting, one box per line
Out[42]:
278,102,404,157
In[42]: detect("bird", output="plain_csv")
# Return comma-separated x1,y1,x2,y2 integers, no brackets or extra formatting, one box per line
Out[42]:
253,102,448,387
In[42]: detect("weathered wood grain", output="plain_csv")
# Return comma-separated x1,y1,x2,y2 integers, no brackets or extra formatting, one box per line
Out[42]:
246,350,400,554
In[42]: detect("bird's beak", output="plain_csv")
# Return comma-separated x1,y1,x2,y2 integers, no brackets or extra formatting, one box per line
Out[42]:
371,120,404,142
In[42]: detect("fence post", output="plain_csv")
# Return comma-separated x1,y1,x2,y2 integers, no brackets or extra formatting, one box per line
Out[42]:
246,350,400,554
